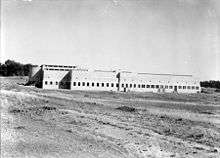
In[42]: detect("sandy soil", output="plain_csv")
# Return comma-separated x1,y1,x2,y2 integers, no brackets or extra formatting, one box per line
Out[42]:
1,77,220,158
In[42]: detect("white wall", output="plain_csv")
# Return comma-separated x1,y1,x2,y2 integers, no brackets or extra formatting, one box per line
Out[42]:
70,70,118,91
119,72,201,93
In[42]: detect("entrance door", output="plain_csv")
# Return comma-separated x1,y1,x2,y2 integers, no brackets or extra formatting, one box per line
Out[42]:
174,86,177,92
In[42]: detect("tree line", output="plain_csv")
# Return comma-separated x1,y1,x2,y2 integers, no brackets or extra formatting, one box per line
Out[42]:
200,80,220,89
0,60,32,76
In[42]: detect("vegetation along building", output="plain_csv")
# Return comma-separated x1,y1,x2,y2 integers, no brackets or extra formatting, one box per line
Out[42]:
29,64,201,93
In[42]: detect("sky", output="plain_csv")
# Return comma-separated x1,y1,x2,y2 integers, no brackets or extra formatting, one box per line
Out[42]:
1,0,220,80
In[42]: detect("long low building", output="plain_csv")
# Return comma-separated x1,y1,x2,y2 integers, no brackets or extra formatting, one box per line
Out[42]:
28,64,201,93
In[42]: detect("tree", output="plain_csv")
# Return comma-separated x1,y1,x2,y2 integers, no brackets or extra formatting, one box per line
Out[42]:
200,81,220,89
0,60,33,76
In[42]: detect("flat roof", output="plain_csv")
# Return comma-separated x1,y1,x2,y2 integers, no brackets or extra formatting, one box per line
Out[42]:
137,73,192,77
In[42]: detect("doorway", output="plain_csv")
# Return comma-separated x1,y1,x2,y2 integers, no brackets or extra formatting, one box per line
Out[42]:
174,86,178,92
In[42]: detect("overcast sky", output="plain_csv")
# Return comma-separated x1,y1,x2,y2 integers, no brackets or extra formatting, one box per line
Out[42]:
2,0,220,80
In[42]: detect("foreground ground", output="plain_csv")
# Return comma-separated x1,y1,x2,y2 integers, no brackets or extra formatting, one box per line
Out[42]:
1,77,220,158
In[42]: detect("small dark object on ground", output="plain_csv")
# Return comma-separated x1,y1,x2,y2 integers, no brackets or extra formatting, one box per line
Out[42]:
187,133,204,140
176,118,183,121
195,133,204,139
192,151,197,154
14,126,25,130
215,89,220,93
116,106,136,112
9,109,23,114
199,111,214,115
42,106,56,111
60,111,69,115
84,94,90,97
194,147,204,150
66,129,73,133
210,149,218,153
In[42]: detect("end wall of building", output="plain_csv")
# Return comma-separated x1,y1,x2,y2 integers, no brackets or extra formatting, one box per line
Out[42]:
28,66,43,88
42,69,70,89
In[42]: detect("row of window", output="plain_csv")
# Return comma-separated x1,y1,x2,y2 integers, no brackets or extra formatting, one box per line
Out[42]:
73,82,199,90
44,81,199,90
48,81,199,90
45,81,59,85
73,82,117,87
44,65,75,68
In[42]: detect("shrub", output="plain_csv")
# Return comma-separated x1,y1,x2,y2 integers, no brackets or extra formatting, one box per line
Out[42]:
116,106,136,112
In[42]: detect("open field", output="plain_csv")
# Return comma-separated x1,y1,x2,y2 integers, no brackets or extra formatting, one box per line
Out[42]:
1,77,220,158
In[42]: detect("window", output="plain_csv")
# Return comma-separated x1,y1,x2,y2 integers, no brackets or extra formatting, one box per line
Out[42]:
151,85,154,88
169,86,173,89
187,86,191,89
134,84,136,88
130,84,132,88
97,83,99,87
50,81,53,85
78,82,81,86
126,84,128,88
142,84,145,88
147,85,150,88
73,82,76,86
116,83,119,87
102,83,104,87
111,83,114,87
160,85,163,88
156,85,159,88
165,85,168,89
138,84,141,88
192,86,195,89
87,82,89,86
92,82,94,87
183,86,186,89
122,84,124,88
56,81,58,85
82,82,85,86
106,83,109,87
45,81,48,85
196,87,199,90
178,86,182,89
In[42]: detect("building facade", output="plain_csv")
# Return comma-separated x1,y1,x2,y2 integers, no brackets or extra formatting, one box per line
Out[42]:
29,64,201,93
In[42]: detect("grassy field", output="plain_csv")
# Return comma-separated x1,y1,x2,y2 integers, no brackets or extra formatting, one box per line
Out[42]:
1,77,220,158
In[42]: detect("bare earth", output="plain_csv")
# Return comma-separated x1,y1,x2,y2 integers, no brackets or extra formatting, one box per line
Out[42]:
1,77,220,158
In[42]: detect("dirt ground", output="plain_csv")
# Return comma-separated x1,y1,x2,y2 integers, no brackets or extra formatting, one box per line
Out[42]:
1,77,220,158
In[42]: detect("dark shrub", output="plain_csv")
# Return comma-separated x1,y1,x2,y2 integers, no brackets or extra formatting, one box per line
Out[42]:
116,106,136,112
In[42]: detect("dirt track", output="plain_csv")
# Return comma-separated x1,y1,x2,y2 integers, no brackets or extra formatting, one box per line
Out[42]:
1,77,220,158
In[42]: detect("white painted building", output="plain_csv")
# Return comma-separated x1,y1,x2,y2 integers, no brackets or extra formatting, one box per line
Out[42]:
29,64,201,93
